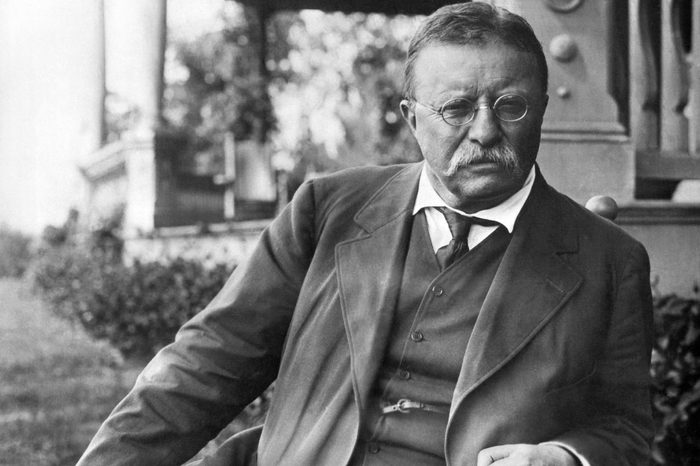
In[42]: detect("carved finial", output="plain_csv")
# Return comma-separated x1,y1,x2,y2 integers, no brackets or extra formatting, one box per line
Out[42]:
585,195,618,221
549,34,578,62
544,0,584,13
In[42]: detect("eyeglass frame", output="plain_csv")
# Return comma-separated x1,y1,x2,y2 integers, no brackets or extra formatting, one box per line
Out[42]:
409,94,530,127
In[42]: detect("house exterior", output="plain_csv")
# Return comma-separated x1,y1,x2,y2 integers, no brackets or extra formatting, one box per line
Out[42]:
81,0,700,296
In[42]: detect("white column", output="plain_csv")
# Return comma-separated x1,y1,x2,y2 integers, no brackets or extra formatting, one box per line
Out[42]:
105,0,166,235
105,0,166,137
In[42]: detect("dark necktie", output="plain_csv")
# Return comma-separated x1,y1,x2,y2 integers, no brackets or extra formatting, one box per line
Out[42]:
435,207,501,269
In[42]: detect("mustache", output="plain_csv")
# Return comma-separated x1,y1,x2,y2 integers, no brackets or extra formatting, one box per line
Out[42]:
447,140,520,175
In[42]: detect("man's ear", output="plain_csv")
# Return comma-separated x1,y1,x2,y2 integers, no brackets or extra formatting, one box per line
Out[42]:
400,99,417,133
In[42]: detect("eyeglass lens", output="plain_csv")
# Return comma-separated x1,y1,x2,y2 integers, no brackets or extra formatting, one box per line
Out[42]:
441,95,527,125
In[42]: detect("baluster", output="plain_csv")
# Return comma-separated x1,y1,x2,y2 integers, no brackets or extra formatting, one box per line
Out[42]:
629,0,660,151
660,0,689,152
689,0,700,156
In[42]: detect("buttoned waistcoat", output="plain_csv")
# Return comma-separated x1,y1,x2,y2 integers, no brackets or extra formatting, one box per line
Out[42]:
78,162,654,466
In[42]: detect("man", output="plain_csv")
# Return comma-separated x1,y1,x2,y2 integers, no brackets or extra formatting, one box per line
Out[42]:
79,3,653,465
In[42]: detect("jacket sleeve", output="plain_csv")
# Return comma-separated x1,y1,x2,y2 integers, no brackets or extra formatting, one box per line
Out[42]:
77,180,319,466
553,240,655,465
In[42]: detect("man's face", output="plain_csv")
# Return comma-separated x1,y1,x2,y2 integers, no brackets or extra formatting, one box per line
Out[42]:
401,42,548,213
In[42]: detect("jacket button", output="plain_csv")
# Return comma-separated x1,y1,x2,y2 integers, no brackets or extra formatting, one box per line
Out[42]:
410,330,424,342
431,285,444,296
368,443,380,453
398,368,411,380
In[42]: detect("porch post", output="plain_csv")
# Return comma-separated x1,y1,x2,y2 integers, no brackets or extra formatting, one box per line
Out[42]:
498,0,635,204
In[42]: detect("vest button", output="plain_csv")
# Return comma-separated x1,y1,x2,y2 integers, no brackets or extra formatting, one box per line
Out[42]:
431,285,444,296
410,330,424,342
398,368,411,380
368,443,380,454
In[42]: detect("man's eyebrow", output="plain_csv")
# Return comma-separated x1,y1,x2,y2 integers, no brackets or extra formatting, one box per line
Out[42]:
437,87,479,100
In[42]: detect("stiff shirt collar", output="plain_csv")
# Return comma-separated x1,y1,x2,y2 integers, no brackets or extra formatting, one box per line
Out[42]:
412,163,535,252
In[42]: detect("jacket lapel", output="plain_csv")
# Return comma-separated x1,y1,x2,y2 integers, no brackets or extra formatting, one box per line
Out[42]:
336,163,422,414
450,170,583,417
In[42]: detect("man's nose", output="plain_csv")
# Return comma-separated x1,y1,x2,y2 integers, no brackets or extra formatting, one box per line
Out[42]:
466,107,501,147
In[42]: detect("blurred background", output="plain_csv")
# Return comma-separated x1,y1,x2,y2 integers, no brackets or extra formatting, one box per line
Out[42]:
0,0,698,464
0,0,422,242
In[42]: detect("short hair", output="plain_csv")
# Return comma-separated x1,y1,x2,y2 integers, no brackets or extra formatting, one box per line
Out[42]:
403,2,548,98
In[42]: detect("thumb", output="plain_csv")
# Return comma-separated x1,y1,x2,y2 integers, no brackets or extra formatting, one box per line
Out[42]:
476,444,518,466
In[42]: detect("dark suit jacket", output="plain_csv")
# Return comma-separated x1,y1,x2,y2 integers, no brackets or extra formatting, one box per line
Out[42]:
78,162,653,466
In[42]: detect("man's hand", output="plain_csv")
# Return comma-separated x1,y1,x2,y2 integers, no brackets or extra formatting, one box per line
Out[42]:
476,444,579,466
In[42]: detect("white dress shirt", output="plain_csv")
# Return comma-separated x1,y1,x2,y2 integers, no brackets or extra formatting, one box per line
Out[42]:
412,163,535,251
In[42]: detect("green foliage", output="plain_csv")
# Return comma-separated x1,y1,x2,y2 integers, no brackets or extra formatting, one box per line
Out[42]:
163,7,421,186
0,226,33,278
278,11,422,181
651,294,700,465
164,5,293,145
32,246,234,358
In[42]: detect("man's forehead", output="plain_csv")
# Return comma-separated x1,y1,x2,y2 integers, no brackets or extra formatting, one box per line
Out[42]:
413,43,541,104
414,39,531,61
412,42,541,85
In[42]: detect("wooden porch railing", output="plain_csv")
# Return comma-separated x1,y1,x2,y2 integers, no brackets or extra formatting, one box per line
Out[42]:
629,0,700,189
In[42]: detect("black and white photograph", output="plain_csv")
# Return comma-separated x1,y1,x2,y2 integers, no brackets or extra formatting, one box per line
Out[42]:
0,1,698,465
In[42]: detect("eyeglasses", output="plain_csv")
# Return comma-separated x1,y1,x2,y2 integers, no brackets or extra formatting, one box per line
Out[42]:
412,94,529,126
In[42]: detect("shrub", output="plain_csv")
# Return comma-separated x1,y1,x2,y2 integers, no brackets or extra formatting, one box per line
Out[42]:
651,294,700,465
0,226,33,278
32,246,234,358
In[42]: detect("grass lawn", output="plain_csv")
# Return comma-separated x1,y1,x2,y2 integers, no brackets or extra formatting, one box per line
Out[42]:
0,278,141,465
0,277,265,465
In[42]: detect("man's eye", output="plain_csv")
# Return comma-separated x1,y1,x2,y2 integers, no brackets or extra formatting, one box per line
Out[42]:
494,95,528,120
442,100,472,117
495,103,522,118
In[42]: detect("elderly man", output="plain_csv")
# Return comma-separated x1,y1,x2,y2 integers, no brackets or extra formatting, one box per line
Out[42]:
79,3,653,465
